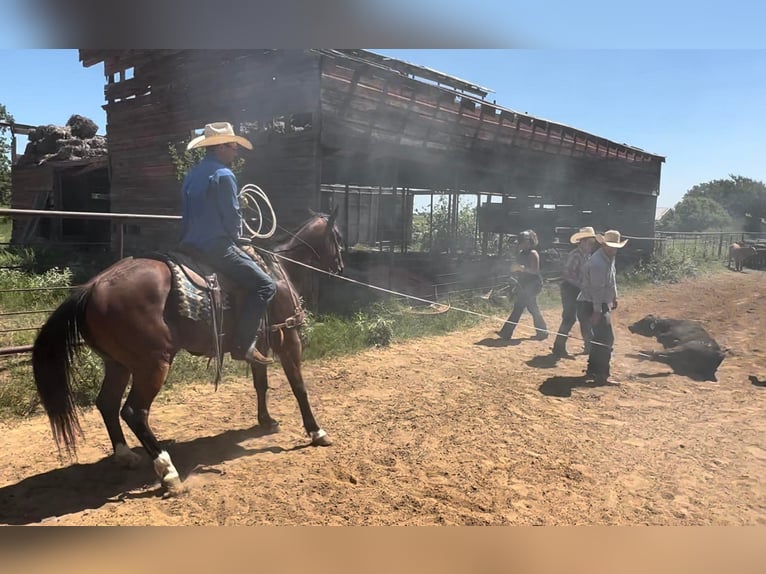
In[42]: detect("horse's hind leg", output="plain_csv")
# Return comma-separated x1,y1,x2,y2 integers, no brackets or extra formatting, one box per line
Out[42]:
277,329,331,446
251,363,280,432
96,359,140,468
119,357,183,493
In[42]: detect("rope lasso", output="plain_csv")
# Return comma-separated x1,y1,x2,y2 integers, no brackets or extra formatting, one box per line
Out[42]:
258,247,614,350
238,184,277,239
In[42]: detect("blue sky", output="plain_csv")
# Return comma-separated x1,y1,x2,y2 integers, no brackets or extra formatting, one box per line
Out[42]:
2,48,765,210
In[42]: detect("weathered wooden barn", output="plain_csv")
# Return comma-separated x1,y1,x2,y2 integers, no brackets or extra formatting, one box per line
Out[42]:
77,49,663,244
73,49,664,302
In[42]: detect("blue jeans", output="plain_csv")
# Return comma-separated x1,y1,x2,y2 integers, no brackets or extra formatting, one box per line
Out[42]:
499,280,547,339
205,240,276,349
553,281,592,353
578,301,614,377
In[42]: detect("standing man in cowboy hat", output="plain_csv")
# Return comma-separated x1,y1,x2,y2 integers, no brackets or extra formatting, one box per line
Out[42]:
552,226,597,358
576,229,628,384
180,122,276,365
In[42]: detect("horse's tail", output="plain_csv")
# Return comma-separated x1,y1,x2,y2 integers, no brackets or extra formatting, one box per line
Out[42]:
31,286,93,456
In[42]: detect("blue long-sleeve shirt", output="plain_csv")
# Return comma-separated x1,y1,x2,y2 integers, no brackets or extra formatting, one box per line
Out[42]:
179,156,241,252
577,247,617,312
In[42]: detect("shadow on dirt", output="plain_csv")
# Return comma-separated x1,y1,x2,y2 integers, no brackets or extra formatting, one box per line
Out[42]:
525,353,572,369
0,424,304,525
474,334,539,348
538,375,619,398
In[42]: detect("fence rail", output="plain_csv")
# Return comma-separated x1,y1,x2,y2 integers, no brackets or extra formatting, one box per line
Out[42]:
653,230,766,262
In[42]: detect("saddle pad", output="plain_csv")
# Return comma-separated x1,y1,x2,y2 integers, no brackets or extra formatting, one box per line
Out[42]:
167,259,232,323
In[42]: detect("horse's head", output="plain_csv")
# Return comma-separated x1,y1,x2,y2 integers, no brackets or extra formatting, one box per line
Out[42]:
292,206,345,274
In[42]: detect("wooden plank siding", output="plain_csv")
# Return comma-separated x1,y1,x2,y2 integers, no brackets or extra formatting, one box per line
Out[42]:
82,49,323,254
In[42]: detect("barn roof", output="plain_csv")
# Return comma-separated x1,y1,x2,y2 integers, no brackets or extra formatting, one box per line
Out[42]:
78,48,665,164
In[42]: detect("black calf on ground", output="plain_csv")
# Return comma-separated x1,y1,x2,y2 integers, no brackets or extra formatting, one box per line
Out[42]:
629,314,725,381
640,341,726,382
628,314,721,351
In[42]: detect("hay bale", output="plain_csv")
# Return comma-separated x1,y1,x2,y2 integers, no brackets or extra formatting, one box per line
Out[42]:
66,115,98,139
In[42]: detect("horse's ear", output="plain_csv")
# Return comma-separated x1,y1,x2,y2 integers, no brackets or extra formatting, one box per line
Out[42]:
308,208,318,217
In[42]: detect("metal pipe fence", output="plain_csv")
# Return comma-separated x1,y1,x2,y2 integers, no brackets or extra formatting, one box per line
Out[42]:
1,208,181,357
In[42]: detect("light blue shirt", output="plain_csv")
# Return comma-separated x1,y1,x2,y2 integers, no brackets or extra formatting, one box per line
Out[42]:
179,156,241,252
577,247,617,311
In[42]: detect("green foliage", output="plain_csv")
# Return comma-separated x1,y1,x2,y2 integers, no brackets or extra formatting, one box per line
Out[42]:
0,216,10,243
0,265,73,309
0,102,14,207
411,195,477,253
620,248,719,286
657,196,733,231
664,175,766,232
168,143,206,181
168,142,246,181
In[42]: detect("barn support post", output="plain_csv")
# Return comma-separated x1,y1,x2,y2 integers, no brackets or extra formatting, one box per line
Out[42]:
344,183,350,246
377,185,383,252
475,193,480,253
429,192,434,252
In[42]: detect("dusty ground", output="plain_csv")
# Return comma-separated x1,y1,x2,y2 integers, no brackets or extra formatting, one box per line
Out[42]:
1,270,765,526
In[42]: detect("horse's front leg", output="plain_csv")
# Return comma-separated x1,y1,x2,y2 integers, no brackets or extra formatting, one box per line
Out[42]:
250,362,280,432
278,328,331,446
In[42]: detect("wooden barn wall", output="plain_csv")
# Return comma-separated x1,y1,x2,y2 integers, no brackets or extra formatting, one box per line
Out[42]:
100,49,322,254
9,165,55,243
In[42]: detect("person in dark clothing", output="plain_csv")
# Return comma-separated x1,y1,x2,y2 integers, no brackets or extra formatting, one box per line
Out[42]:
179,122,276,365
552,226,597,357
497,229,548,341
577,229,628,384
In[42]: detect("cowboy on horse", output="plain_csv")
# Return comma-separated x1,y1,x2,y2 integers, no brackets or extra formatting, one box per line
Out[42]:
179,122,275,365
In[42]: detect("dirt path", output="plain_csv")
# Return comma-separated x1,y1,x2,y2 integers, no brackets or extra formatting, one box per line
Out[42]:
1,270,765,525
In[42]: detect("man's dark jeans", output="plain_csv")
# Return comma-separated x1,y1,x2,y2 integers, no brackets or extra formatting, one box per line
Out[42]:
577,301,614,377
206,240,276,350
553,281,592,354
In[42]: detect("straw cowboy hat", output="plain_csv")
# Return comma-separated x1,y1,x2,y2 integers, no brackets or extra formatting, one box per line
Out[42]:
569,226,597,244
596,229,629,248
187,122,253,151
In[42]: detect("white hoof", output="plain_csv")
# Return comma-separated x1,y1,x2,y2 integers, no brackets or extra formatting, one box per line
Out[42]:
153,450,182,487
114,443,142,469
310,429,332,446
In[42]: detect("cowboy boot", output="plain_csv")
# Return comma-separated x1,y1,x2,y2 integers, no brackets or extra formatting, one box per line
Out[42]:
243,339,273,365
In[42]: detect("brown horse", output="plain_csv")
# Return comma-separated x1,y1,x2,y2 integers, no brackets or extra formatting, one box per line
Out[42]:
31,209,344,494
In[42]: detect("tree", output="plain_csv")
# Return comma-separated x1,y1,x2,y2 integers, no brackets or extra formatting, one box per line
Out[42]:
657,195,733,232
0,102,14,207
685,175,766,231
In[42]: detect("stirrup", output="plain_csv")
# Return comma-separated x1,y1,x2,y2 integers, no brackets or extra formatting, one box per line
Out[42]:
244,343,273,365
232,342,273,365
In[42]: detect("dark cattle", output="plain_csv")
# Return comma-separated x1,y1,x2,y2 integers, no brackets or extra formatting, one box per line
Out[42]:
629,314,725,380
628,314,720,350
640,341,726,382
